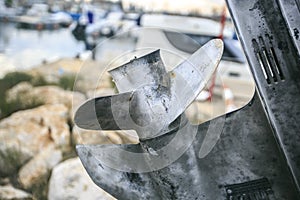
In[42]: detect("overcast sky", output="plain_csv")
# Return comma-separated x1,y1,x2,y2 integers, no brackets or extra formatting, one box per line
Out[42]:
122,0,226,16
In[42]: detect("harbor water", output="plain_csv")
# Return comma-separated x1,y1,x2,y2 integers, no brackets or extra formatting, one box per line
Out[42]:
0,22,85,77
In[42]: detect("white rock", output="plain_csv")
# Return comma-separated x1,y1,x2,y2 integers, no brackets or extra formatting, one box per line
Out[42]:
18,146,62,189
0,185,33,200
73,126,139,145
30,86,85,111
5,82,33,105
48,157,115,200
0,104,70,176
6,83,86,113
72,126,112,145
86,88,116,99
0,104,70,152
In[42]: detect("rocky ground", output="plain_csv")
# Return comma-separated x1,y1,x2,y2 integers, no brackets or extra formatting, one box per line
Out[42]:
0,56,139,200
0,36,249,199
0,59,235,200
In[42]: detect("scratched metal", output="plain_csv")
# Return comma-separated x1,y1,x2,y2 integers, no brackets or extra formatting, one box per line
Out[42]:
77,93,299,199
227,0,300,194
75,5,300,197
75,39,223,140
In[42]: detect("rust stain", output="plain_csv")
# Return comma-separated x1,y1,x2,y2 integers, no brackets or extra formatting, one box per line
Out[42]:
171,72,176,78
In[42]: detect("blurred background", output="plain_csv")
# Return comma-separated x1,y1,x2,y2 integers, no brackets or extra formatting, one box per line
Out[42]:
0,0,255,199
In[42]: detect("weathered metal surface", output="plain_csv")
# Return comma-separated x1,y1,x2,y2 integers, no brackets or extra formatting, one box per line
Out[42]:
108,50,169,93
75,0,300,197
226,0,300,193
75,39,223,140
77,93,299,199
277,0,300,57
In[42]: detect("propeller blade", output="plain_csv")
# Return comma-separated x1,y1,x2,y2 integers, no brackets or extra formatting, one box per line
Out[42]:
74,92,132,130
109,50,170,93
74,39,223,139
167,39,224,123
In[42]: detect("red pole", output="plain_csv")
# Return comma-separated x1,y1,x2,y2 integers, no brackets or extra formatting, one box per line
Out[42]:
218,5,227,40
208,5,227,101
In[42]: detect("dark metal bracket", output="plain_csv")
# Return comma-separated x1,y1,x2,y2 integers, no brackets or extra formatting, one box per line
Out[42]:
74,0,300,198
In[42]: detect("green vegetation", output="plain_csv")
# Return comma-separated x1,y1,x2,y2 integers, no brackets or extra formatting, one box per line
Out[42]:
29,172,50,200
0,72,42,119
0,146,30,177
31,75,50,87
0,72,34,118
58,74,76,91
0,95,43,119
0,72,78,119
0,72,32,95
